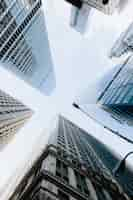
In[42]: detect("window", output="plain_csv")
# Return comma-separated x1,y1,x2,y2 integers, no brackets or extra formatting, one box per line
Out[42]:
115,85,131,104
0,0,41,60
74,171,90,197
109,87,123,104
122,86,133,104
56,159,69,183
0,1,7,15
21,0,36,8
58,190,69,200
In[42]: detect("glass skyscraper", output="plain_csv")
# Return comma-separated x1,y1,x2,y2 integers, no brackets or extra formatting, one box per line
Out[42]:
0,0,55,95
10,115,131,200
98,56,133,121
109,22,133,58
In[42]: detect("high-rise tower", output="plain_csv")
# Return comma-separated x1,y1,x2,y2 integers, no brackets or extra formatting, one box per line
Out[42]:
109,23,133,58
0,89,32,140
98,56,133,122
0,0,55,95
65,0,122,14
10,115,131,200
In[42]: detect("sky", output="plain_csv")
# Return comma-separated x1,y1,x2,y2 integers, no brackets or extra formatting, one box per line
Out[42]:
0,0,133,198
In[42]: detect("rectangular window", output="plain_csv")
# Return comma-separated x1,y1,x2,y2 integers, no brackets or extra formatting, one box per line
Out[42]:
122,86,133,104
58,190,69,200
74,171,90,197
115,85,131,104
56,159,69,183
109,87,123,104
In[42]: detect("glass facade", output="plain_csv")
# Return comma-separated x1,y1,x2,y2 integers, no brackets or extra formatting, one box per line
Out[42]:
0,0,55,95
110,22,133,58
98,57,133,120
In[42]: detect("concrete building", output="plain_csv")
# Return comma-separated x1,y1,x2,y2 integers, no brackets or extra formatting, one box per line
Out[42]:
98,56,133,122
109,22,133,58
0,89,32,139
0,0,55,95
10,115,131,200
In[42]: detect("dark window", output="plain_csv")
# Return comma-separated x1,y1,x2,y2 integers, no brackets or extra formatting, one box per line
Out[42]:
58,190,69,200
75,171,90,196
56,159,69,183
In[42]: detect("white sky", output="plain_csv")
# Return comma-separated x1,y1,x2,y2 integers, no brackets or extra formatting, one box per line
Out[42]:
0,0,133,198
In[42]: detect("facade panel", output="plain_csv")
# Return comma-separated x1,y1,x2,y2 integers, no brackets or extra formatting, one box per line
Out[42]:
98,57,133,120
110,22,133,58
0,0,55,95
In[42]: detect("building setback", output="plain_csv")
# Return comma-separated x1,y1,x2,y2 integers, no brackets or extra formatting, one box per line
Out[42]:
0,0,55,95
10,115,131,200
0,89,32,139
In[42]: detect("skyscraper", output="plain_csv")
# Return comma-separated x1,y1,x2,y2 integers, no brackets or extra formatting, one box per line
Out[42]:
66,0,122,34
70,4,92,34
0,0,55,95
10,115,131,200
98,56,133,122
0,89,32,141
65,0,122,14
109,22,133,58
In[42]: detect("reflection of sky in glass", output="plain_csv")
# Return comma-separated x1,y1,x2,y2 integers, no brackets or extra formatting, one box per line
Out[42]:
77,58,133,142
0,1,55,96
1,0,133,198
110,22,133,58
99,56,133,106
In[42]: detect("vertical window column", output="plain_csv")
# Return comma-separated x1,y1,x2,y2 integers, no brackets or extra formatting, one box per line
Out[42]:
74,171,90,197
68,167,77,188
56,159,69,183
